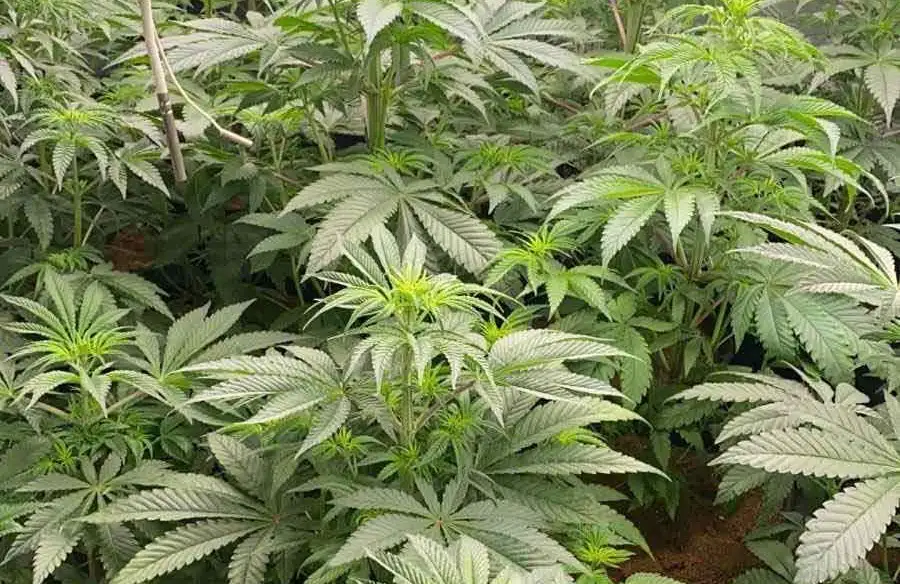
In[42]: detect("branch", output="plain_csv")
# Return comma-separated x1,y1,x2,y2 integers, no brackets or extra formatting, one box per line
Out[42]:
543,93,580,114
155,30,254,149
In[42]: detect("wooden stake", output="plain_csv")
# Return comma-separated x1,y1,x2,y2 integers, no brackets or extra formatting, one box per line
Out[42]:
139,0,187,183
608,0,628,51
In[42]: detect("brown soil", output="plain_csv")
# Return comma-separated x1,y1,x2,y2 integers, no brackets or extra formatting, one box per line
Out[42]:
106,227,153,272
615,492,761,584
609,442,761,584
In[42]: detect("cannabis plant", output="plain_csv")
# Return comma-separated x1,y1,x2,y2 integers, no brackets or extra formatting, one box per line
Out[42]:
674,372,900,584
4,454,172,584
166,229,659,582
85,433,308,584
365,533,685,584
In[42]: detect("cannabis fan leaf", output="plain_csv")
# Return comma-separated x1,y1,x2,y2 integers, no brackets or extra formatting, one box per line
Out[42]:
85,434,305,584
674,373,900,584
281,163,500,274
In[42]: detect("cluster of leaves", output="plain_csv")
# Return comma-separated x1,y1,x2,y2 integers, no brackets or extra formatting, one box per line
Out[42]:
0,0,898,583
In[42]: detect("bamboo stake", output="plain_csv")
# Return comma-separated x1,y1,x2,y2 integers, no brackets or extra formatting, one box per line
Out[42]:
139,0,187,183
608,0,628,51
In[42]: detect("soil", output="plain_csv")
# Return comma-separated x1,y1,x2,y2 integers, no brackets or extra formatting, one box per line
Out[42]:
610,443,762,584
106,227,153,272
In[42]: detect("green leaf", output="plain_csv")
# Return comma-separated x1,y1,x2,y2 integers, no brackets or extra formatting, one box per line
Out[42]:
207,434,264,494
357,0,403,52
23,370,78,409
23,197,53,250
52,140,76,188
781,293,855,381
122,159,169,196
754,290,796,359
86,488,260,523
601,195,663,265
406,534,464,584
0,59,17,107
248,232,309,257
409,2,478,44
510,399,642,451
489,443,664,476
731,568,789,584
333,487,431,517
456,536,489,584
307,191,398,273
330,514,433,566
693,188,719,242
745,540,794,581
545,273,568,316
625,574,686,584
673,379,805,403
80,370,112,414
410,201,500,275
0,437,50,486
111,520,259,584
164,301,252,371
282,175,387,213
227,528,273,584
193,332,296,363
795,476,900,584
90,264,173,319
663,186,696,246
864,62,900,121
96,523,141,576
242,387,325,425
32,525,81,584
297,397,350,456
731,285,762,350
18,474,89,492
711,428,900,479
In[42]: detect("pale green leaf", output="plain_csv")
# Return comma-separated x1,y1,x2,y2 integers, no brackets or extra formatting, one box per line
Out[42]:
601,195,663,265
111,520,259,584
795,476,900,584
864,62,900,121
357,0,402,52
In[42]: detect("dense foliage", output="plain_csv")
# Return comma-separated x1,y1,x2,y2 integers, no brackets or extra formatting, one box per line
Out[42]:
0,0,898,583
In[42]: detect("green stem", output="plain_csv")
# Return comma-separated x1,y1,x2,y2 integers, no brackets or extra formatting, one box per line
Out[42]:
710,296,728,350
392,27,410,87
34,403,69,418
328,0,352,56
72,156,82,247
291,254,304,301
106,391,144,415
365,48,389,151
623,0,645,52
402,382,414,445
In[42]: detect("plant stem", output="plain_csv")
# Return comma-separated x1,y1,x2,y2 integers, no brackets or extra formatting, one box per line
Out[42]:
623,0,645,52
365,47,389,151
106,391,145,415
328,0,352,56
72,157,82,246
